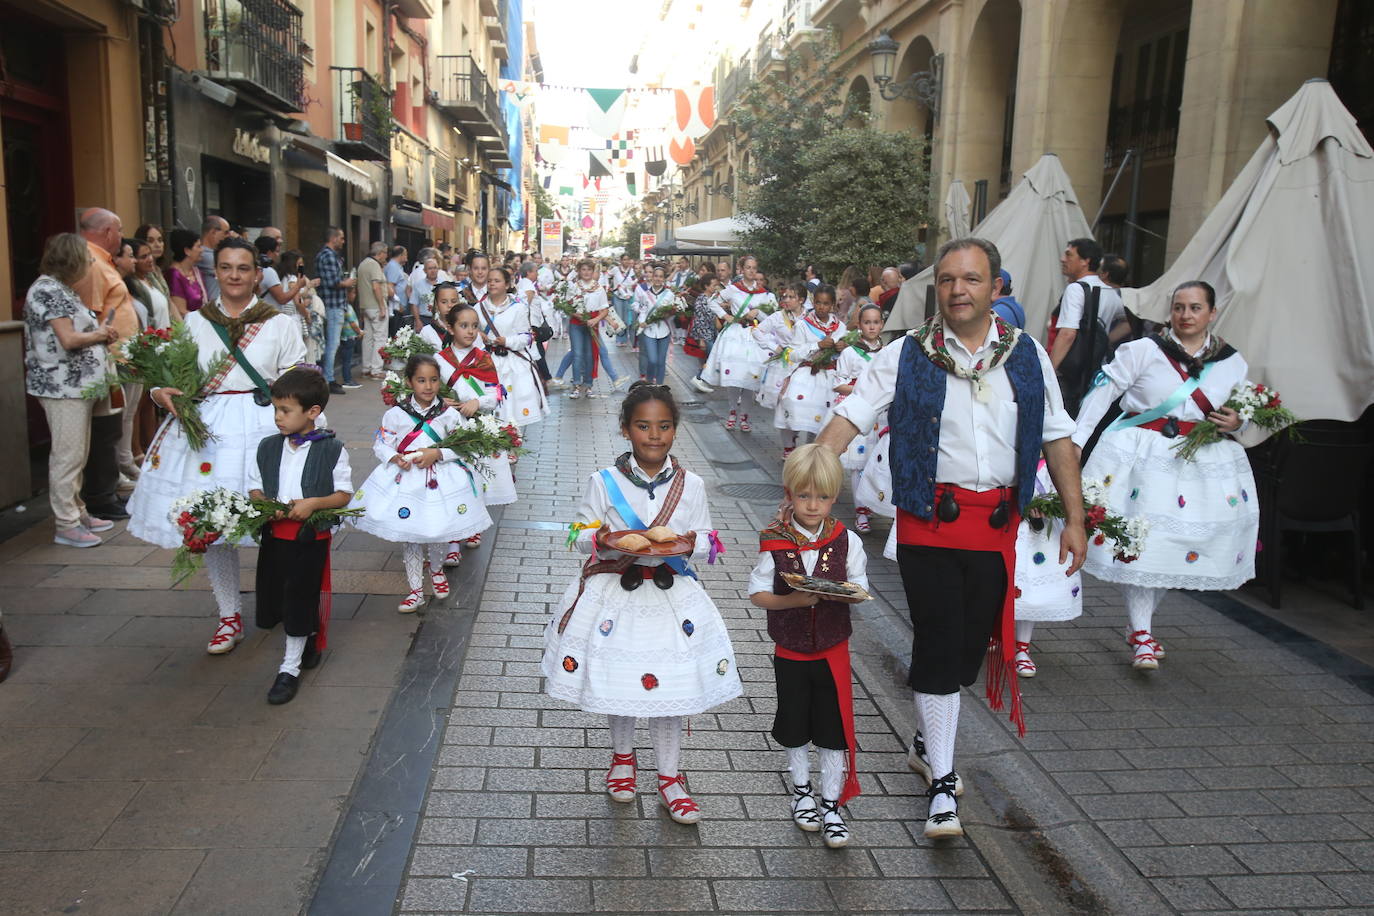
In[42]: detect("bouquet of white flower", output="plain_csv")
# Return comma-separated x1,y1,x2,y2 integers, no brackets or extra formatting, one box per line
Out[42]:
1029,476,1148,564
379,325,437,363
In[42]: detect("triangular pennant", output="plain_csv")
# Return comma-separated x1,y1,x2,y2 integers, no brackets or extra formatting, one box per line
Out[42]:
586,88,625,113
626,173,637,196
585,91,627,139
588,150,612,178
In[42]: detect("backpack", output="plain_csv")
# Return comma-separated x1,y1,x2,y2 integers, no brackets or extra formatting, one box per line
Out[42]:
1056,281,1110,414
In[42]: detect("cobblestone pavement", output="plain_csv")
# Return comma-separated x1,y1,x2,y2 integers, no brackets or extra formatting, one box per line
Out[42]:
392,341,1374,915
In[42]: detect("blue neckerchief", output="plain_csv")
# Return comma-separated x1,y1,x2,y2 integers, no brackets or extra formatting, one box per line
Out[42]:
287,428,334,447
598,468,694,579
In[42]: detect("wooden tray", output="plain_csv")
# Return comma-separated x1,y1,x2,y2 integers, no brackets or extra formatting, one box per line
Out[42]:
604,529,695,557
781,571,872,602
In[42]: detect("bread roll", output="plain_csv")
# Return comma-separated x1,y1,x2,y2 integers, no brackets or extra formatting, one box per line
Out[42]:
644,526,678,543
615,533,652,552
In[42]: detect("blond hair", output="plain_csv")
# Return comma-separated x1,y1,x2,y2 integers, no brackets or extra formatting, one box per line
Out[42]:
40,233,91,287
783,443,844,499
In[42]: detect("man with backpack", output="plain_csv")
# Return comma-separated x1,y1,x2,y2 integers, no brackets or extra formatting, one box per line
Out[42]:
1049,238,1124,414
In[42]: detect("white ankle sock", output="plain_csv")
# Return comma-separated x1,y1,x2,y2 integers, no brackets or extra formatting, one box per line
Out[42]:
1123,584,1164,634
817,747,845,801
1015,620,1035,645
785,744,810,787
607,714,636,755
915,691,960,816
280,635,307,677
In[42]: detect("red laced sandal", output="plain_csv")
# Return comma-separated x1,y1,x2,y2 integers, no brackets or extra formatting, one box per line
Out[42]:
206,613,243,655
1129,629,1159,670
724,410,737,431
431,570,450,599
739,414,752,432
1014,641,1037,678
606,752,637,803
462,533,482,548
657,773,701,824
398,589,425,613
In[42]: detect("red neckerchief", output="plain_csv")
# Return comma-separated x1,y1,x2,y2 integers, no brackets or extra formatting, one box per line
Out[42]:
732,280,765,295
759,517,845,553
803,312,840,335
440,346,501,387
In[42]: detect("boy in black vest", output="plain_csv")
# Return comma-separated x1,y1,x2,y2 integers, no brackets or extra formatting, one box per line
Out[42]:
749,445,869,849
247,367,354,705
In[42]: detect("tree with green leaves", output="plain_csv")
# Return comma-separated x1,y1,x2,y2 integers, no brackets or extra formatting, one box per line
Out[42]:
799,127,929,281
619,211,649,256
531,184,556,223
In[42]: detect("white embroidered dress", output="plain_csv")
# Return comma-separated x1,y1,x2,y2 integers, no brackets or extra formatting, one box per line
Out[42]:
438,343,517,507
700,283,775,391
752,310,798,409
774,312,846,434
478,295,548,427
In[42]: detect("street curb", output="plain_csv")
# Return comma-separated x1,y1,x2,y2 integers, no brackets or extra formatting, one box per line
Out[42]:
307,506,504,916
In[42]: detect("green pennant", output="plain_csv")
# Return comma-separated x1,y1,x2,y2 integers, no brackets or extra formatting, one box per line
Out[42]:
586,88,625,113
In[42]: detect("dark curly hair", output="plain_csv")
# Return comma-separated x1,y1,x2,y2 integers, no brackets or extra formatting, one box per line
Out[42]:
618,380,680,428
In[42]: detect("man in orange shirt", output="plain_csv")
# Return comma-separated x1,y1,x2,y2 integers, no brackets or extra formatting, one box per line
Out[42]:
73,207,136,519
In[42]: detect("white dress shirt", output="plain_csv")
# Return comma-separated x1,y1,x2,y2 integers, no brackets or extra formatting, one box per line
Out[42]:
1072,332,1249,447
572,454,713,567
789,312,846,361
246,432,354,501
610,266,637,299
1057,274,1124,334
748,520,870,596
834,322,1075,493
632,285,676,339
751,310,797,351
717,283,777,319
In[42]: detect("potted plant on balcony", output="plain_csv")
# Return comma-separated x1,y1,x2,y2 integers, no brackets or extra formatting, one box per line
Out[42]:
345,79,397,144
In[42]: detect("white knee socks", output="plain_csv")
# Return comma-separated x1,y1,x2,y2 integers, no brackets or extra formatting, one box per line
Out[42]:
915,691,960,815
403,543,425,592
281,635,307,677
1123,584,1165,634
1015,620,1035,644
205,544,241,619
786,744,810,787
427,542,446,570
817,747,846,801
607,714,636,755
648,716,682,776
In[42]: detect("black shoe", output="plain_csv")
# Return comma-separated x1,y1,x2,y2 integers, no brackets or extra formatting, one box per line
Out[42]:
267,672,299,705
85,502,130,520
329,382,346,394
300,635,322,670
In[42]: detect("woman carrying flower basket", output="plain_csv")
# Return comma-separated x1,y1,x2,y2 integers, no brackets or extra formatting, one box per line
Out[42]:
1072,281,1260,671
127,238,308,655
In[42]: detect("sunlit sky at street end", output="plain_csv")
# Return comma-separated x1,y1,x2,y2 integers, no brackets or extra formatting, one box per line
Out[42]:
529,0,663,86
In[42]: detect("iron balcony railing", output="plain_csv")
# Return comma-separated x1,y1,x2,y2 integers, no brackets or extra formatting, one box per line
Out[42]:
782,0,819,35
331,67,391,162
203,0,306,112
717,60,753,115
1104,96,1180,168
433,54,509,153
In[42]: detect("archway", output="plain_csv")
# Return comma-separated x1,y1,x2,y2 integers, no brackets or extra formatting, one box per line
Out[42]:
888,35,936,140
957,0,1021,205
844,76,872,127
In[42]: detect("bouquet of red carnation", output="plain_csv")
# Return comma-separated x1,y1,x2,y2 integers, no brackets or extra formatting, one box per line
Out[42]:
1028,477,1148,564
168,488,268,583
108,324,229,451
1172,379,1301,460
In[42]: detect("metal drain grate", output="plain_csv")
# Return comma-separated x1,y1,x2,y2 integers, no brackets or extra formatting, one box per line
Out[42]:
718,482,787,502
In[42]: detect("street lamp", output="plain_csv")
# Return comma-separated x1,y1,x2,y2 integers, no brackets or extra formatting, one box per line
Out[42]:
867,29,944,122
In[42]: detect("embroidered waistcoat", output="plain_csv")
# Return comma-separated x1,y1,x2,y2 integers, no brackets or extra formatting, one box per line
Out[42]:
766,536,851,654
889,334,1044,519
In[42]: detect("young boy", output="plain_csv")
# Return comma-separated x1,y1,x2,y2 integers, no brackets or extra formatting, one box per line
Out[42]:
749,444,869,848
247,367,354,705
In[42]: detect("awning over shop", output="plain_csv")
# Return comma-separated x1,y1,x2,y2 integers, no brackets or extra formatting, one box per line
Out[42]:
326,152,375,194
422,204,455,232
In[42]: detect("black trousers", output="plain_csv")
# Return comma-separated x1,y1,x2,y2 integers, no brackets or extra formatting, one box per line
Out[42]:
771,655,846,750
81,412,123,506
255,535,329,637
897,544,1006,695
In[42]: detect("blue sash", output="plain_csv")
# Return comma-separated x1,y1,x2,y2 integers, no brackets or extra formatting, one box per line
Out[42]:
1108,362,1216,432
598,469,695,579
801,317,829,340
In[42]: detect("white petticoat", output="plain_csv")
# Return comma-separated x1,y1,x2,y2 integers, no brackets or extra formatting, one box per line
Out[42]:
1015,517,1084,622
774,366,836,434
350,457,493,544
1082,426,1259,590
542,570,744,717
701,324,766,391
476,452,518,506
825,400,881,471
755,356,792,408
128,392,277,549
854,431,896,519
493,351,547,426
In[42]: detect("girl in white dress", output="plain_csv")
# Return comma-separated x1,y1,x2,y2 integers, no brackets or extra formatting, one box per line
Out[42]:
774,285,846,447
475,267,548,427
631,266,678,385
1073,281,1257,670
701,255,776,431
351,354,493,612
754,282,806,416
543,383,742,825
1011,461,1084,677
435,299,517,561
129,239,309,655
824,303,885,531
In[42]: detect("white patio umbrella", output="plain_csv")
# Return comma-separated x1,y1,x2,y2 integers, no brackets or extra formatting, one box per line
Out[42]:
1120,78,1374,422
944,179,972,238
673,215,758,246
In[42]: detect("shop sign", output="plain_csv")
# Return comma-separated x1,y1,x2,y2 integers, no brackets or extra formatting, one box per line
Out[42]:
232,129,271,165
640,233,657,259
540,219,563,260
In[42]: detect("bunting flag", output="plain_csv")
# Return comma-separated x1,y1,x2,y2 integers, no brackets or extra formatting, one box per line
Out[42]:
675,86,716,136
644,146,667,177
588,149,612,178
538,143,571,166
626,173,637,196
585,88,627,139
668,136,696,166
559,186,575,196
539,124,570,144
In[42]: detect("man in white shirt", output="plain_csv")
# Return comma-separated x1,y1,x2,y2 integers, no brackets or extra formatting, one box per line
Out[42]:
816,238,1086,841
608,253,637,347
1050,238,1125,412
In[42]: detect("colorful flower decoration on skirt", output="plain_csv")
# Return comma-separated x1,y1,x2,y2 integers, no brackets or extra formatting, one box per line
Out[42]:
1032,551,1046,565
199,461,212,475
715,659,730,676
598,619,614,636
398,507,411,519
562,656,578,672
641,673,659,691
457,504,468,514
1185,550,1200,563
681,619,694,637
1178,495,1187,508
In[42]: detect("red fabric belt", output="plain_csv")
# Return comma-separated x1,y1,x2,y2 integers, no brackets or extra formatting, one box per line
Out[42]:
896,485,1025,736
266,520,333,650
212,389,257,396
774,639,861,805
1122,413,1199,435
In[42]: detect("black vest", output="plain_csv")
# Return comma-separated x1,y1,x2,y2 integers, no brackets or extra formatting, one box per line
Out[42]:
256,433,345,500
